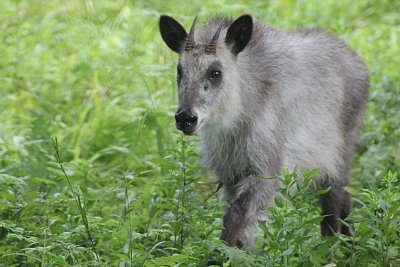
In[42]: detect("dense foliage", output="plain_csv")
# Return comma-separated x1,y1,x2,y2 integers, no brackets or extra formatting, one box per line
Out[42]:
1,0,399,266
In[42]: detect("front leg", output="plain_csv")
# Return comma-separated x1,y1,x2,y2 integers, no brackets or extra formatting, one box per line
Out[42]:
220,178,277,249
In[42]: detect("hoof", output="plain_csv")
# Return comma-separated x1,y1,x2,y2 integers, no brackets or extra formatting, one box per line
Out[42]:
207,257,222,266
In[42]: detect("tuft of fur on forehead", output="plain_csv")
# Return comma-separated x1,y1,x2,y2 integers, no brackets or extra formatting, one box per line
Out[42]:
194,17,233,43
188,16,264,55
184,16,277,65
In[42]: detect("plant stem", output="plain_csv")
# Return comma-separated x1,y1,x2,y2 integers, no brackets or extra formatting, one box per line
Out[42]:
51,137,100,263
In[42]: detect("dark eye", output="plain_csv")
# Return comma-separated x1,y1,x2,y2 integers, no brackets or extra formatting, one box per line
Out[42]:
209,70,221,80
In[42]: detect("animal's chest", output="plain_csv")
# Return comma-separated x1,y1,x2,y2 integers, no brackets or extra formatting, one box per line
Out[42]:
200,134,253,182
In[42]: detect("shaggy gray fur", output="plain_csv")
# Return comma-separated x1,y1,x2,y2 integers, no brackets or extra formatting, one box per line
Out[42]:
159,14,369,248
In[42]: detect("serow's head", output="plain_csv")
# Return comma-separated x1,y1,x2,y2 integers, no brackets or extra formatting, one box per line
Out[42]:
159,15,253,134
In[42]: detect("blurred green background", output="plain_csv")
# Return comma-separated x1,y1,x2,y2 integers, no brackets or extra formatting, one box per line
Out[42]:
0,0,399,266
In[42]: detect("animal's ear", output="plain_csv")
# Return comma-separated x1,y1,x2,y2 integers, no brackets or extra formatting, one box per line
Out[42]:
159,15,187,53
225,15,253,55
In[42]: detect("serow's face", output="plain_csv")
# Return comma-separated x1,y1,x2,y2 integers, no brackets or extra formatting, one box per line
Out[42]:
174,55,223,134
159,15,253,134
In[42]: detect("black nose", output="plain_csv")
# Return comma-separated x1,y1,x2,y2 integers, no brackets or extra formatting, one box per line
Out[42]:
175,109,198,134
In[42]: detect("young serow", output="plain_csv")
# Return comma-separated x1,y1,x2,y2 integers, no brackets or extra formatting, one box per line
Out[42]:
159,14,369,249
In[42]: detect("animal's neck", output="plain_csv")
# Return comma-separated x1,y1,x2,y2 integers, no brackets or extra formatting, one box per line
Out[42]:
199,115,254,183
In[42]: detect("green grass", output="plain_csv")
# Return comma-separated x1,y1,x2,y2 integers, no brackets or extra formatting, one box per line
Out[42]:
1,0,399,266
